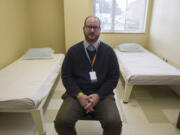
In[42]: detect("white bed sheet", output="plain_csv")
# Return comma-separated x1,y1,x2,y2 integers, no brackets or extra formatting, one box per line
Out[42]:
114,49,180,85
0,54,64,109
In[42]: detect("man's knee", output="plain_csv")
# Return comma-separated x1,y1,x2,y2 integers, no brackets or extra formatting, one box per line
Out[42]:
102,116,122,129
54,115,75,133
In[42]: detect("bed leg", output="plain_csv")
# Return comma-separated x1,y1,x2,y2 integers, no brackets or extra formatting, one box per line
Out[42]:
31,109,45,135
123,83,133,103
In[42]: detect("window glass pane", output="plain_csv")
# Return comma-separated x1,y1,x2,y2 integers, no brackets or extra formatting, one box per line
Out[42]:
95,0,113,31
94,0,148,33
125,0,147,32
114,0,126,31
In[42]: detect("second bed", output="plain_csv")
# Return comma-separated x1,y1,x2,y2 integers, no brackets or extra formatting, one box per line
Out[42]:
114,44,180,103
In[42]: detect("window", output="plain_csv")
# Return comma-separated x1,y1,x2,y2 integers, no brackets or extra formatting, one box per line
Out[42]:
94,0,149,33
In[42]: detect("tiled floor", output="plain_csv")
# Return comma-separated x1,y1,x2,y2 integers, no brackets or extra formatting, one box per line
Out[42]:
0,78,180,135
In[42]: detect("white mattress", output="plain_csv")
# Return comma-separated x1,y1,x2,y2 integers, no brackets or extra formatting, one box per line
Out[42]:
0,54,64,109
114,49,180,85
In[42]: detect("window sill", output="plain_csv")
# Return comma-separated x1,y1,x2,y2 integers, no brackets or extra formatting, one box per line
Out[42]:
101,31,146,34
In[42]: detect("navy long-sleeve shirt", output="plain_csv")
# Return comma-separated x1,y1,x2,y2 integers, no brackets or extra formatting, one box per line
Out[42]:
61,41,120,99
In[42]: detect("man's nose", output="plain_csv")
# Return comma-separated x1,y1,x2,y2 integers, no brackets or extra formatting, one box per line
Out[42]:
90,28,95,32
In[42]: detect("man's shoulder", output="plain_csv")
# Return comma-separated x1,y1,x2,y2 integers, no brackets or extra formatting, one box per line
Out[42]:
67,41,84,52
99,41,113,51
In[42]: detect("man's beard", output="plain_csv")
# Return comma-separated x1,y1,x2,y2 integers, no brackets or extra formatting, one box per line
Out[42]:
84,33,99,43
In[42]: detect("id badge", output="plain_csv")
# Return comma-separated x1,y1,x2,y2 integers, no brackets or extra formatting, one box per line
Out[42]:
89,71,97,83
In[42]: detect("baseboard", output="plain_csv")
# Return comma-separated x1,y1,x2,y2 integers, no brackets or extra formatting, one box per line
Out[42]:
168,85,180,95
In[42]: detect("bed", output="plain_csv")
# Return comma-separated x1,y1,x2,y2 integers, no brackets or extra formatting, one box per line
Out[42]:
0,51,64,135
114,43,180,103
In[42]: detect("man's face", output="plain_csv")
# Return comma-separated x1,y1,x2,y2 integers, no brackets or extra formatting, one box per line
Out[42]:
83,17,101,43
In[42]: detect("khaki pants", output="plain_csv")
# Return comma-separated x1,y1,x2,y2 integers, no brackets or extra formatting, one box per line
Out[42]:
54,94,122,135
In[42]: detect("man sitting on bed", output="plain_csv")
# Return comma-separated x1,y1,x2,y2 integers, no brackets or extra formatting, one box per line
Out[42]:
54,16,122,135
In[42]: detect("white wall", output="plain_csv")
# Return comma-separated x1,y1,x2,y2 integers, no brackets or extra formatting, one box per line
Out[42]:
149,0,180,68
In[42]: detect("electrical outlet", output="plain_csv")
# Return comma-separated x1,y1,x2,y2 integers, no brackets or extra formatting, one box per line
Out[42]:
162,57,168,62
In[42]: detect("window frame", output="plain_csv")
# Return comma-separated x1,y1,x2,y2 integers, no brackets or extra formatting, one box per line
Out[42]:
93,0,149,34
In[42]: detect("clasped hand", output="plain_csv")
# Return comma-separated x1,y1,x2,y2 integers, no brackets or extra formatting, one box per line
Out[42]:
78,94,100,113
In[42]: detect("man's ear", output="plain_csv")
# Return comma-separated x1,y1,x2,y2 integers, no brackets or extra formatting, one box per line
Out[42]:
83,26,85,31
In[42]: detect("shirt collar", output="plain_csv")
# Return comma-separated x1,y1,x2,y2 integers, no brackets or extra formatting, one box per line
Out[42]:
84,40,100,49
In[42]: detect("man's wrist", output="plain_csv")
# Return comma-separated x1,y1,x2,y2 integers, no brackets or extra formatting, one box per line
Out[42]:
77,92,84,99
